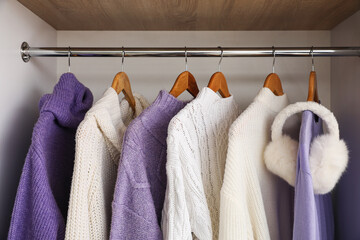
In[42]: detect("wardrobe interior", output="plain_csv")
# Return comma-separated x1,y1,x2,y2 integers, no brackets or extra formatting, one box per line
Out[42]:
0,0,359,238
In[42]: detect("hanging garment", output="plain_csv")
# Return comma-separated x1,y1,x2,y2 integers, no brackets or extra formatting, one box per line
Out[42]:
264,102,348,239
65,87,149,240
162,87,240,240
293,110,334,240
219,87,293,240
110,90,187,240
8,73,93,240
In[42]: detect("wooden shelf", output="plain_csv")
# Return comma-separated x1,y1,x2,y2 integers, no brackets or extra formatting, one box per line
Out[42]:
18,0,360,30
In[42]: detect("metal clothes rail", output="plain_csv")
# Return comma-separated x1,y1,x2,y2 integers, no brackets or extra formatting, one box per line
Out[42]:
20,42,360,62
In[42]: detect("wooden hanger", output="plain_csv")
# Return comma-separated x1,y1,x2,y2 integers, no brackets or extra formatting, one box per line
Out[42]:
169,71,199,97
169,47,200,98
263,47,284,96
208,72,231,97
263,73,284,96
111,72,136,111
307,71,319,102
207,47,231,98
307,49,319,103
111,48,136,111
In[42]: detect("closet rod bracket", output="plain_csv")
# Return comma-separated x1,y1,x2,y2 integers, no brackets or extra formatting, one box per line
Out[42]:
21,42,30,63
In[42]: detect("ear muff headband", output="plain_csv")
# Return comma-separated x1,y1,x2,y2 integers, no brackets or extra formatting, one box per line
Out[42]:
271,101,340,141
265,101,348,194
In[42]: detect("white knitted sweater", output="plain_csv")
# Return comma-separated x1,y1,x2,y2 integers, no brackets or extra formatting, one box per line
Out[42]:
219,88,293,240
162,87,240,240
65,88,149,240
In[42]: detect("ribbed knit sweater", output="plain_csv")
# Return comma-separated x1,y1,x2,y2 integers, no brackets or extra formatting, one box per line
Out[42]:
8,73,93,240
65,88,149,240
110,90,187,240
219,87,293,240
162,87,240,240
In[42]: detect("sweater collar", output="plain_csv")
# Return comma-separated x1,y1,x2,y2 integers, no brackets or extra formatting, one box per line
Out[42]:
141,90,187,144
197,87,235,103
91,87,149,162
39,73,93,128
254,87,289,113
152,90,187,116
196,87,238,110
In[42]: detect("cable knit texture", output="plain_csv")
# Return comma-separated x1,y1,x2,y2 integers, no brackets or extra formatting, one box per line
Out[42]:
110,90,187,240
219,88,293,240
8,73,93,240
65,87,149,240
162,87,240,240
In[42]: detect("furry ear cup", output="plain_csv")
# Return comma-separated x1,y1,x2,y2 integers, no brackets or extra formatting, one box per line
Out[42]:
264,135,298,187
264,134,349,194
309,134,348,194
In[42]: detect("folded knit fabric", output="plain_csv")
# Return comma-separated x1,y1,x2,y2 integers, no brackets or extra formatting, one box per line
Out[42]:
8,73,93,240
110,90,187,240
65,87,149,240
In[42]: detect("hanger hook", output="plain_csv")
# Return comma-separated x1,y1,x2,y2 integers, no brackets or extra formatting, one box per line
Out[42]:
218,46,223,72
185,46,188,71
121,46,125,72
272,46,276,73
68,46,71,73
311,46,315,71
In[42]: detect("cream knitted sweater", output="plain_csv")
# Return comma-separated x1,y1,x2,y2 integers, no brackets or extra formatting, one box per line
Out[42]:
219,88,294,240
162,87,240,240
65,88,149,240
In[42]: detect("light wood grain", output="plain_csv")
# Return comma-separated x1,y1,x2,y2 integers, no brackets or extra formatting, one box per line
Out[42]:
307,71,319,102
263,73,284,96
169,71,199,98
207,72,231,98
18,0,360,30
111,72,136,111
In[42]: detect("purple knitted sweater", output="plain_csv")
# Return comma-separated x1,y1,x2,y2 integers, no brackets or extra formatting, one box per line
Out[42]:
8,73,93,240
110,90,186,240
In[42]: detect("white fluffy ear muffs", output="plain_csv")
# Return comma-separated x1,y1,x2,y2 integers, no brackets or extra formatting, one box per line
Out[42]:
264,102,348,194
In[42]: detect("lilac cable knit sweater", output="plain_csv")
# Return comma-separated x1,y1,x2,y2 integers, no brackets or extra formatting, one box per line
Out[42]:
110,90,186,240
8,73,93,240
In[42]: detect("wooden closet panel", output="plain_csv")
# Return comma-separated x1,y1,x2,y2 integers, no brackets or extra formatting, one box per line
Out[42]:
18,0,360,30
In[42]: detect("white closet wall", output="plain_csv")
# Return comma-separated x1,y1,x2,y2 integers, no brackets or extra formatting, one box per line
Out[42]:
57,31,331,110
331,10,360,240
0,0,56,238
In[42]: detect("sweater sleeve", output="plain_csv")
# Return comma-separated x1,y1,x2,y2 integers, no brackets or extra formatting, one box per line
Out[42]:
8,148,65,240
161,133,192,240
219,131,270,240
65,126,98,240
162,122,212,240
110,141,162,240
